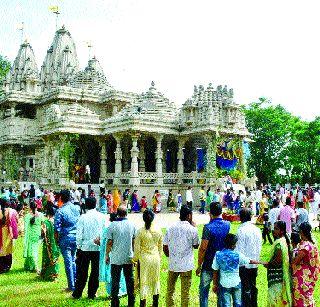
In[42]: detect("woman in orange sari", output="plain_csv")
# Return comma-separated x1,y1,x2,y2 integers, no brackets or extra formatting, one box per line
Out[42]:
113,189,121,212
0,199,18,273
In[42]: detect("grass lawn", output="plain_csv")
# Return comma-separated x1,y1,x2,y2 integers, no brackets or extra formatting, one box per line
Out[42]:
0,223,319,307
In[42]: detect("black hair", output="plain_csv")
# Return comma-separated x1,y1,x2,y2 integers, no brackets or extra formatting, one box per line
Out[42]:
206,187,211,196
263,213,269,221
0,198,7,226
291,232,301,246
285,197,291,207
180,205,192,221
45,204,55,217
117,205,127,218
299,222,314,244
239,208,252,223
143,208,155,230
274,221,291,262
210,202,222,216
60,189,70,203
29,201,37,225
297,201,304,208
109,213,118,222
224,233,238,249
85,197,97,210
272,199,279,208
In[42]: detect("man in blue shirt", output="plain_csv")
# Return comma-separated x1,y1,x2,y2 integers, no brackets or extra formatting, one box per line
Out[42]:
106,205,136,307
54,189,80,292
196,202,230,307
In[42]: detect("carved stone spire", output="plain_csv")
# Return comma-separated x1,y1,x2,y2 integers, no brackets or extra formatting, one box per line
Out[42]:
4,40,39,92
40,25,79,90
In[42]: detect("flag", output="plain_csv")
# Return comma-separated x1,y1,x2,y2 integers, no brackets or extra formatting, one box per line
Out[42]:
49,5,59,13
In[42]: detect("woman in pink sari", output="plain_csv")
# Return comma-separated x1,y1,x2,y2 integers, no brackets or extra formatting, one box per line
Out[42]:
0,199,18,273
292,222,320,307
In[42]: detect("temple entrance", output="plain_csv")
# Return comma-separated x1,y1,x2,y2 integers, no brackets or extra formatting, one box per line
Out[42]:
73,135,100,183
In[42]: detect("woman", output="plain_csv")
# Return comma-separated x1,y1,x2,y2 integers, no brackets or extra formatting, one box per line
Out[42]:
133,209,162,307
113,189,121,213
98,213,126,297
0,199,18,273
24,201,44,272
166,189,175,212
292,222,320,307
99,190,108,214
131,190,140,213
152,190,161,213
106,190,114,214
40,204,59,281
264,220,292,307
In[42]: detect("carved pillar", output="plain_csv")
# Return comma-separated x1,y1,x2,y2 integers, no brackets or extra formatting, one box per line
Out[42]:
58,136,68,185
99,138,107,183
130,134,140,186
238,138,247,178
139,143,145,172
205,133,217,184
114,135,122,185
155,135,163,185
177,138,185,184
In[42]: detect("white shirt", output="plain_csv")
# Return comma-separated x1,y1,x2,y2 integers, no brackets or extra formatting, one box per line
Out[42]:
74,189,81,203
314,191,320,203
255,190,262,202
76,209,106,251
163,221,199,272
269,207,281,230
186,190,193,202
235,221,262,269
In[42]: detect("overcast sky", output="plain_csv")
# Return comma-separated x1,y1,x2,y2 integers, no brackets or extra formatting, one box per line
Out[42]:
1,0,319,120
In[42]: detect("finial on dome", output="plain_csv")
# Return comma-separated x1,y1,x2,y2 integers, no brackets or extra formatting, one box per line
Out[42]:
151,80,155,87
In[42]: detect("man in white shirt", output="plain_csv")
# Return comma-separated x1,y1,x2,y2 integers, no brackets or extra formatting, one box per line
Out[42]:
235,208,262,307
255,188,262,216
72,197,106,299
269,199,281,231
312,189,320,220
73,188,81,207
185,186,193,208
163,205,199,307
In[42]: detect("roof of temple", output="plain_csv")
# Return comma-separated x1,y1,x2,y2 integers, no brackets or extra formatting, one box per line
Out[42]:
4,40,39,91
40,25,79,90
104,81,179,134
70,56,113,92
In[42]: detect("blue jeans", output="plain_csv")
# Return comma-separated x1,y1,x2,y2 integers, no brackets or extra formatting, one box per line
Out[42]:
200,200,206,214
220,283,242,307
199,270,223,307
59,237,77,291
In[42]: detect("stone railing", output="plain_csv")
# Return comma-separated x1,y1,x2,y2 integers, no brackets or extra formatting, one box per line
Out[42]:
138,172,157,184
163,172,179,184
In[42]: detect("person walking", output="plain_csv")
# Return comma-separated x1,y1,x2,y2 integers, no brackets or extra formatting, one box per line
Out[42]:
163,205,199,307
133,209,162,307
106,205,136,307
186,186,193,209
235,208,262,307
72,197,106,299
199,186,206,214
54,190,80,292
196,202,230,307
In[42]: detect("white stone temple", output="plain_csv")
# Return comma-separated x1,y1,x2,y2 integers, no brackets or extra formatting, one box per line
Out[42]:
0,26,251,194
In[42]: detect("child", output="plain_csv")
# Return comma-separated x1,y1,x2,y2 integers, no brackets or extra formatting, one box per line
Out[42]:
262,209,273,244
212,234,264,306
176,190,182,212
140,196,148,212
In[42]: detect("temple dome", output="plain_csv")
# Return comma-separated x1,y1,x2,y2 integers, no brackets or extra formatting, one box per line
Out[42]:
4,40,39,92
40,25,79,90
70,56,113,92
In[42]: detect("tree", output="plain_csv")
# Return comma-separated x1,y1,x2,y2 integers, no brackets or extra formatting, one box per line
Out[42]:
0,55,11,82
243,98,296,184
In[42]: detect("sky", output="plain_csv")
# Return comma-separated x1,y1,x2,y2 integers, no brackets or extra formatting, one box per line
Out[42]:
1,0,319,120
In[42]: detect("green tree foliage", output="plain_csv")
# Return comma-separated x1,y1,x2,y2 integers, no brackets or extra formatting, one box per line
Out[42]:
0,55,11,82
244,98,320,184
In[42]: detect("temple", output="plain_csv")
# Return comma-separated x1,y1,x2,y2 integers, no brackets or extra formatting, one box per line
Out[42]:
0,26,252,194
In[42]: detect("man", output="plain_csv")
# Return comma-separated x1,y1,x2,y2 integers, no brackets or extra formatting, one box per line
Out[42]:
269,199,281,231
235,208,262,307
72,197,106,299
196,202,230,307
72,188,81,208
106,205,136,307
255,187,262,216
163,205,199,307
199,186,206,214
295,201,309,230
186,186,193,208
54,189,80,292
279,196,295,234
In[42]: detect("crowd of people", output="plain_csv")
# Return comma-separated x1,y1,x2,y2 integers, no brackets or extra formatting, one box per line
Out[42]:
0,183,319,307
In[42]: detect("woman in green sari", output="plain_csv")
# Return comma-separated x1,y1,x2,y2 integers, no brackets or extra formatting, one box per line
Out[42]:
40,204,59,281
264,220,292,307
24,201,44,272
